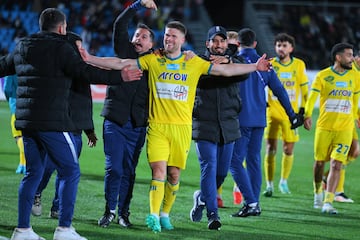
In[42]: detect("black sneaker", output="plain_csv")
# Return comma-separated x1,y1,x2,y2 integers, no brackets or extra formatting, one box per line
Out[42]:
118,213,132,228
231,203,261,217
207,212,221,230
49,210,59,219
98,211,115,227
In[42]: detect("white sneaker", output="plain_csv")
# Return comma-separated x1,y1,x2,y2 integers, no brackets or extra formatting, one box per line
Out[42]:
334,192,354,203
53,227,87,240
31,195,42,216
321,203,338,214
10,227,45,240
313,192,323,209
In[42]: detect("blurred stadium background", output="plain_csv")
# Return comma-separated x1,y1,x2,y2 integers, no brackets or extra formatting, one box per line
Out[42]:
1,0,360,100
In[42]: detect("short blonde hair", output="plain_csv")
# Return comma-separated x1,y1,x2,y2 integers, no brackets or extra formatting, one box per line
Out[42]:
227,31,238,40
227,31,239,45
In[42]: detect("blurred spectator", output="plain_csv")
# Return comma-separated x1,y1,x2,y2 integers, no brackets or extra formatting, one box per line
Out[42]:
0,0,195,57
270,3,359,69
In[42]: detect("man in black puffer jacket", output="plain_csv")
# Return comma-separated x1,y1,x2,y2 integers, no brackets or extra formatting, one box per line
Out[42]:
190,26,249,230
31,31,99,220
0,8,142,240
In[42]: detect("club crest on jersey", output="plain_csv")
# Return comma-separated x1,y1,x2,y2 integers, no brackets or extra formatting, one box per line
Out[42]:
157,58,166,65
324,75,335,84
166,63,180,70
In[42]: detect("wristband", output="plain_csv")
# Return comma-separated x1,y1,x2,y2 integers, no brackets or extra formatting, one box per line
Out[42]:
130,0,142,10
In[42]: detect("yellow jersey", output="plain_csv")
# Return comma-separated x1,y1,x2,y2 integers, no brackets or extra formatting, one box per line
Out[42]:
305,66,360,131
269,57,309,120
137,53,211,125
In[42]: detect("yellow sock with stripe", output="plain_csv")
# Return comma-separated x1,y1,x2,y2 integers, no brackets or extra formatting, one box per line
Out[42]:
324,191,335,204
149,179,165,216
264,152,276,182
281,153,294,180
162,181,179,215
335,168,345,193
17,137,26,166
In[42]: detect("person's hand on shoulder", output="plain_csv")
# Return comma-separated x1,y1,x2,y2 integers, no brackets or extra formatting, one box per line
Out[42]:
183,50,196,61
209,55,230,64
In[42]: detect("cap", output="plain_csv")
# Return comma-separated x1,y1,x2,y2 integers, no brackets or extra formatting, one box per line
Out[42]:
207,26,227,40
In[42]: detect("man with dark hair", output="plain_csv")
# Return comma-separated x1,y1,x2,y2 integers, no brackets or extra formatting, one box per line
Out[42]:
189,25,248,230
229,28,302,218
97,0,157,228
263,32,309,197
304,42,360,214
0,7,141,240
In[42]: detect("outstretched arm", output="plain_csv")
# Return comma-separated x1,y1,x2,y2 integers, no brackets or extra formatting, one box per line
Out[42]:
113,0,157,57
209,53,270,76
79,46,138,70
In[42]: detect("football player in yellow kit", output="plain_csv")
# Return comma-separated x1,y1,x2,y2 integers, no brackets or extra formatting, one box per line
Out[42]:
263,33,309,196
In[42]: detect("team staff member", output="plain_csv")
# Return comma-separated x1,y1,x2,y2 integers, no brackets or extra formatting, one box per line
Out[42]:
0,8,141,240
80,20,271,233
263,33,309,196
228,28,302,218
31,32,98,219
97,0,157,228
304,43,360,214
189,26,248,230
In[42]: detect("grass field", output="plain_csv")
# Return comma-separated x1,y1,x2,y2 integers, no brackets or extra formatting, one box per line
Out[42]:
0,101,359,240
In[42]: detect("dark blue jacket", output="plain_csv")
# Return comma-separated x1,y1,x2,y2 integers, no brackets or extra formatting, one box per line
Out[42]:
237,48,295,127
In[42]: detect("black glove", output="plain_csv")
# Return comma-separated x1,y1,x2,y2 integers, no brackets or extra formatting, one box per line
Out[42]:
298,107,305,116
290,108,305,129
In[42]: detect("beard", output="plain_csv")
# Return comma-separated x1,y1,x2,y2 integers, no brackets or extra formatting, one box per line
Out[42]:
340,62,352,70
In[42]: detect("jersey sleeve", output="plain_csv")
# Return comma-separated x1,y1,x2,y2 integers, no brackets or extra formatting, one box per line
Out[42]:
137,54,153,71
298,60,309,108
304,73,321,118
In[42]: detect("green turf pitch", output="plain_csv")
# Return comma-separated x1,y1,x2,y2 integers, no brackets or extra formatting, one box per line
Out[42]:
0,101,359,240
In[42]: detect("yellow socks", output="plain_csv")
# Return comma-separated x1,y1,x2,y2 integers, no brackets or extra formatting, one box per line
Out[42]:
149,179,165,216
281,153,294,180
335,168,345,193
324,191,335,204
264,152,276,182
313,181,323,194
162,181,179,215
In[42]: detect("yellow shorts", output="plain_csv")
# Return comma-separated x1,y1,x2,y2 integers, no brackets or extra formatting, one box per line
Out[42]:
11,114,22,138
314,129,353,163
146,123,192,169
264,116,299,142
